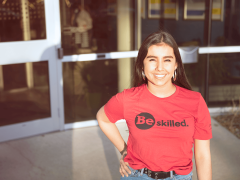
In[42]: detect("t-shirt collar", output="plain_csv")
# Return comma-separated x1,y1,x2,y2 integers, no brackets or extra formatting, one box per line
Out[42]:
143,83,179,100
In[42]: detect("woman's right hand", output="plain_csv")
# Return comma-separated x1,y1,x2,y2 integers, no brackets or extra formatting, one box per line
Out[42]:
119,150,131,177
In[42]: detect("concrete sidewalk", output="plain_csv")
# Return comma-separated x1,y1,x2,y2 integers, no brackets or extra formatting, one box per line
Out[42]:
0,118,240,180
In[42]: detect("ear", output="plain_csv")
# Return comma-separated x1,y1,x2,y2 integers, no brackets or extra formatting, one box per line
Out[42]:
174,62,178,70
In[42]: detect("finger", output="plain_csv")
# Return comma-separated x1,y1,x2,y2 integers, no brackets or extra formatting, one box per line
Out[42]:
120,159,131,175
120,163,129,177
119,167,124,177
119,166,127,177
124,162,131,174
121,165,129,177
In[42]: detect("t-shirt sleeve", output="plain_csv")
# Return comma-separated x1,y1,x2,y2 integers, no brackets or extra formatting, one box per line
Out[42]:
104,91,125,123
193,94,212,140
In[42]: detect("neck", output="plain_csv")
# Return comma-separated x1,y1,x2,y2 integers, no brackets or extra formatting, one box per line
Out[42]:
147,82,176,98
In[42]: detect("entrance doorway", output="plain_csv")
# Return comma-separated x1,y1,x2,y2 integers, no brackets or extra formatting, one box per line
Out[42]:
0,0,61,142
58,0,136,129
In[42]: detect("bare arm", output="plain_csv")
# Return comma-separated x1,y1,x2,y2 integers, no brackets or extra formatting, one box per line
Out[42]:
96,106,125,152
96,106,131,177
194,139,212,180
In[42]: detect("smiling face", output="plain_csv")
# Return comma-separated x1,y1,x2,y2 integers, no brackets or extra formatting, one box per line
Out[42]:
143,43,177,89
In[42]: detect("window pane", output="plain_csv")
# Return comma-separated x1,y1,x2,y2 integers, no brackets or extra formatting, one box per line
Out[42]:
211,0,240,46
208,53,240,107
184,54,207,97
141,0,240,47
0,61,51,126
59,0,135,55
141,0,205,46
0,0,46,42
63,58,133,123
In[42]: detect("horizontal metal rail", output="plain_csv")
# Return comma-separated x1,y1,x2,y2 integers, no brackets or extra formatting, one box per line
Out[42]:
62,46,240,62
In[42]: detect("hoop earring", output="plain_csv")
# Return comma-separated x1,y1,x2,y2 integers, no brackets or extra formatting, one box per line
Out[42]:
173,70,177,81
142,71,145,80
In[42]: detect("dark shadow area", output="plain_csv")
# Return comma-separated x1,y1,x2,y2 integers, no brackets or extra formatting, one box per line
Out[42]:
98,127,121,180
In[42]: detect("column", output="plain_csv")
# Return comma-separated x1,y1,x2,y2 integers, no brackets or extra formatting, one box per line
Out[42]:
117,0,132,92
21,0,34,88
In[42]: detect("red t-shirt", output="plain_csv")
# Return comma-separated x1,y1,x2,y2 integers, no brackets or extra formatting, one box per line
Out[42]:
104,84,212,175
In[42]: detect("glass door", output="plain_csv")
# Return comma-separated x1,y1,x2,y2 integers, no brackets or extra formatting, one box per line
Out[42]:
58,0,136,129
0,0,61,142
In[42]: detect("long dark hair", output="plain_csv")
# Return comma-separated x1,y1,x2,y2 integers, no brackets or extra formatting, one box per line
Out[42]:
133,30,192,90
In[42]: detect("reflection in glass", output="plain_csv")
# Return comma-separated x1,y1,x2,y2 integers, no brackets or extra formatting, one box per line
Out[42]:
208,53,240,107
141,0,205,47
59,0,134,55
184,0,224,21
141,0,240,46
63,59,123,123
0,61,51,127
184,54,206,96
211,0,240,46
0,0,46,42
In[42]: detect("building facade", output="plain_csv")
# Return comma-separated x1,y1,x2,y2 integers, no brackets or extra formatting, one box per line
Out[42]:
0,0,240,142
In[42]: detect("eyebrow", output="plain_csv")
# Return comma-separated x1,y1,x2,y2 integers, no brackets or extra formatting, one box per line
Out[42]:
146,55,158,58
163,56,174,59
146,55,174,59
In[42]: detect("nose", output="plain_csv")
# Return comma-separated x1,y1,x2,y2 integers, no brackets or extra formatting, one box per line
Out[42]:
156,60,164,71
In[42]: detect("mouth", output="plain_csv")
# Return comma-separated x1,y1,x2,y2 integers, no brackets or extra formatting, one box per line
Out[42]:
155,74,166,78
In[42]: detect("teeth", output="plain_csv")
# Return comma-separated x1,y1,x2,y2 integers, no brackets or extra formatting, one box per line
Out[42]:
155,75,165,78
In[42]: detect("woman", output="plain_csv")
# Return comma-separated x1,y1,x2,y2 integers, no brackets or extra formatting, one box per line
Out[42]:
97,31,212,180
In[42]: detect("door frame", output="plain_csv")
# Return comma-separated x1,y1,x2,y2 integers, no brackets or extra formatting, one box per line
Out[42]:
0,0,62,142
